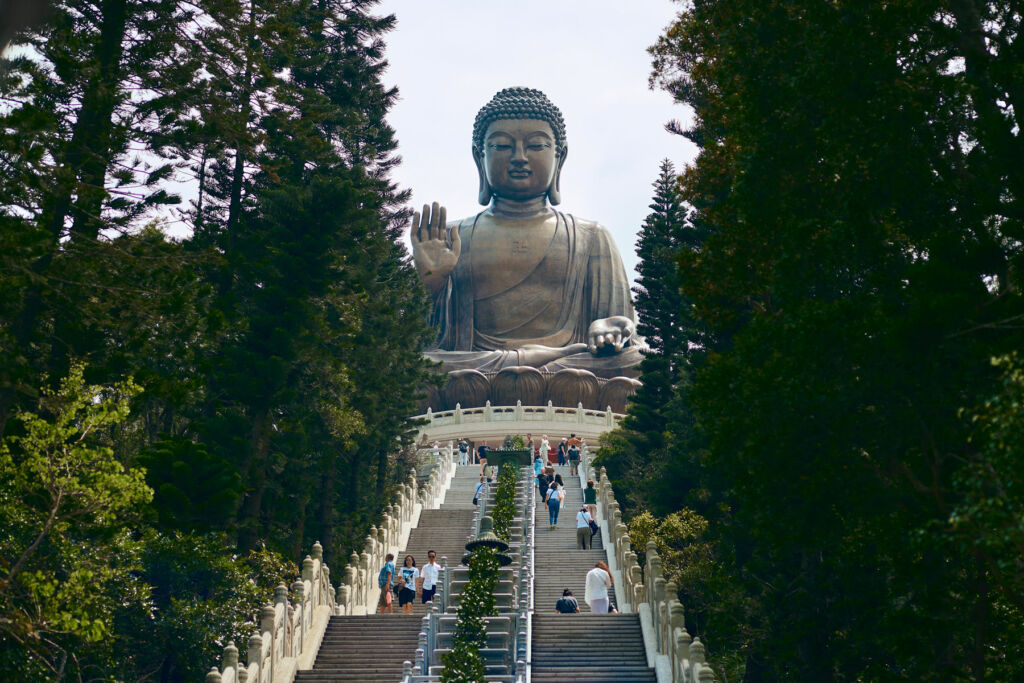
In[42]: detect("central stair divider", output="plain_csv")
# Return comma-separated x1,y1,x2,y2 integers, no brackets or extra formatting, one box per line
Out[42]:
400,461,535,682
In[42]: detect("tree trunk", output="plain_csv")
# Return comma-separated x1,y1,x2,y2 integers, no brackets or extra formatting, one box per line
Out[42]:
237,408,271,554
68,0,128,241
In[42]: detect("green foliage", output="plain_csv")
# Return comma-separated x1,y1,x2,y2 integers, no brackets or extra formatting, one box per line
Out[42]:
596,159,710,514
442,467,517,682
640,0,1024,679
490,465,520,542
0,0,436,677
440,546,500,683
138,438,242,533
110,532,297,682
0,364,151,675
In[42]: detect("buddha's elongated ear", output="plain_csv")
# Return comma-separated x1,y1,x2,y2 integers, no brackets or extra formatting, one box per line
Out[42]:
473,146,491,205
548,147,568,206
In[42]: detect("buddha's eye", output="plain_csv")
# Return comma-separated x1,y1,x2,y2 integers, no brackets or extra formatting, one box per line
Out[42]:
527,143,549,151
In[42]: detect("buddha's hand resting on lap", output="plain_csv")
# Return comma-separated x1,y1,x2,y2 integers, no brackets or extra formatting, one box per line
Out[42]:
411,201,460,294
587,316,635,355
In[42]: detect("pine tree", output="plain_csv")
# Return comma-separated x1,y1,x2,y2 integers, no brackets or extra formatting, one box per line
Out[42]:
645,0,1024,678
600,160,709,510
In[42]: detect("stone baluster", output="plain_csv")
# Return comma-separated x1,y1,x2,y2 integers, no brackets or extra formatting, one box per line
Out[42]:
221,640,238,681
247,631,262,679
675,626,692,682
417,631,427,672
260,602,275,673
206,668,222,682
667,587,684,674
291,578,306,650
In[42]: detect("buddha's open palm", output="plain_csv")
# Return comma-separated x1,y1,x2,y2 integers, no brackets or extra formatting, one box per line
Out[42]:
587,316,635,355
411,202,460,293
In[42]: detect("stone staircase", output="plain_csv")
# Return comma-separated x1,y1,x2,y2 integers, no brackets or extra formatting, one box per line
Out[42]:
292,615,421,683
531,465,654,683
532,613,654,682
295,464,656,683
533,466,614,613
296,466,482,679
397,465,480,616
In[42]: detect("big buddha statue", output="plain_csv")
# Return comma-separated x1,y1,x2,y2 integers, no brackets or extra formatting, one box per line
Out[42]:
413,87,642,410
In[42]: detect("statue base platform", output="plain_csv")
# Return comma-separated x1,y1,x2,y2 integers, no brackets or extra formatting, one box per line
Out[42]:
418,366,641,414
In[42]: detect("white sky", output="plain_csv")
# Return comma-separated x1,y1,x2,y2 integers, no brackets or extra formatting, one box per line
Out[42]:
377,0,697,283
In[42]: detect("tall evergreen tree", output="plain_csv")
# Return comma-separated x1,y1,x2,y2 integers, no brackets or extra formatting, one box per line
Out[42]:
599,159,710,511
1,0,436,676
643,0,1024,679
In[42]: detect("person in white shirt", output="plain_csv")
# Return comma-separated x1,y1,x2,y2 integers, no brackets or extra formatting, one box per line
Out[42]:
575,506,594,550
540,435,550,464
417,550,442,604
585,561,613,614
398,555,420,615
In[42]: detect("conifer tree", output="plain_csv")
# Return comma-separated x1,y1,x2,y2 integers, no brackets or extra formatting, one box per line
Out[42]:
600,160,709,511
644,0,1024,678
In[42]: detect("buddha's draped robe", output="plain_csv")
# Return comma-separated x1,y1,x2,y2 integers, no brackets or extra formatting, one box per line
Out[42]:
425,211,642,377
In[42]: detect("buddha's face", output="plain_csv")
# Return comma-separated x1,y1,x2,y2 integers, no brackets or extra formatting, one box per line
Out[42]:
481,118,558,201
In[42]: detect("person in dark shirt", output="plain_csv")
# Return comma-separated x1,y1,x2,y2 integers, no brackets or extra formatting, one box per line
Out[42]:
477,441,490,475
555,588,580,614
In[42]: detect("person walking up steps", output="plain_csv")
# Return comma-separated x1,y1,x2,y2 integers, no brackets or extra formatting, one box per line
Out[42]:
458,438,469,466
473,476,487,506
585,561,613,614
584,479,598,530
568,439,580,475
398,555,419,615
576,505,594,550
418,550,441,605
557,438,568,466
545,481,565,528
477,441,490,475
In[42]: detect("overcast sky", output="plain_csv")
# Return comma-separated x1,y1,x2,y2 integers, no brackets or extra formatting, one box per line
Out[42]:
377,0,697,283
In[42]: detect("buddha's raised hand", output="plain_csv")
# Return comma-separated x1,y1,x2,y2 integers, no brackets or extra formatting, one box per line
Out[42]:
587,316,636,355
411,202,460,294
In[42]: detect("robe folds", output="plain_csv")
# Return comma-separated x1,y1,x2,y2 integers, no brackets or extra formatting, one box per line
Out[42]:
425,211,642,377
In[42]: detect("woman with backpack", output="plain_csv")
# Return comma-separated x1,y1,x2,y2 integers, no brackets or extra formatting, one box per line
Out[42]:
545,481,565,529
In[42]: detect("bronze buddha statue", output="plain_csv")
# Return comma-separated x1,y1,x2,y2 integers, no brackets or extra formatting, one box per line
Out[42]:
411,87,642,392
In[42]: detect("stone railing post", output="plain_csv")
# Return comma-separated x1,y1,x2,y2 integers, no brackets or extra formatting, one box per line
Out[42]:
583,461,719,681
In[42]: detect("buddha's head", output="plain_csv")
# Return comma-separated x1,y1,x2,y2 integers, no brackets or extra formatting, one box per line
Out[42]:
472,87,568,206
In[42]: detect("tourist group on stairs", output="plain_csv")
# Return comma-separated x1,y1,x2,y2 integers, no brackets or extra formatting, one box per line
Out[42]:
377,550,444,615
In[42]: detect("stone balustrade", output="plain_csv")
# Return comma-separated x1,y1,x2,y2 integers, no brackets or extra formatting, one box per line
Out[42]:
204,541,334,683
413,401,624,446
205,446,456,683
580,448,718,683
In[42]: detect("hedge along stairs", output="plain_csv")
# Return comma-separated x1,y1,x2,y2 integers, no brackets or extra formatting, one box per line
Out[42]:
295,463,483,681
